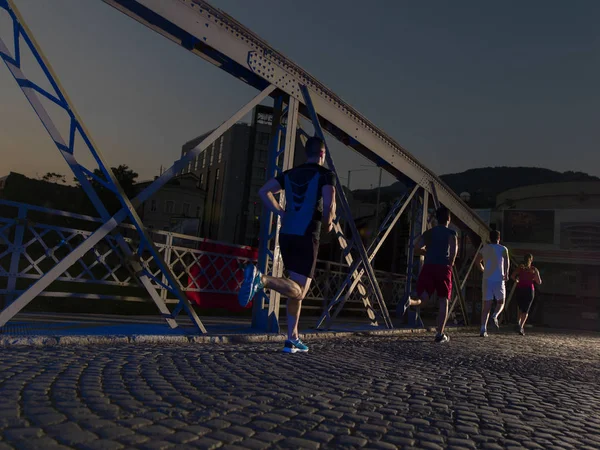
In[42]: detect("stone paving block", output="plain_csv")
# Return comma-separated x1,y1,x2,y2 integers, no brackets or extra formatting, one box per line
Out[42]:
28,413,67,426
447,437,477,448
333,435,368,447
416,431,446,444
164,430,200,444
3,426,44,441
116,433,150,446
277,437,320,449
191,437,225,449
302,430,335,444
202,419,232,430
419,441,445,450
181,425,212,436
136,440,175,450
12,437,70,450
78,439,125,450
96,426,134,440
252,431,285,443
45,422,98,445
225,425,255,438
206,430,244,444
221,438,267,450
217,414,252,426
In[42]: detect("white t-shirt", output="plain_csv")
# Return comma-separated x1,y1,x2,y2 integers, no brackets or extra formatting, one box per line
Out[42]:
480,243,509,282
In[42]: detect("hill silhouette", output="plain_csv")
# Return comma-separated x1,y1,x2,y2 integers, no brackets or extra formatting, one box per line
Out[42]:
352,167,599,208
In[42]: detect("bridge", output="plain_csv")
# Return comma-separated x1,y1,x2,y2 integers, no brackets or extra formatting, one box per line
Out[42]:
0,0,489,335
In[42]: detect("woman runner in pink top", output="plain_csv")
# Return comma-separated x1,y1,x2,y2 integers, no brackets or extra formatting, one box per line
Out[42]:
510,253,542,335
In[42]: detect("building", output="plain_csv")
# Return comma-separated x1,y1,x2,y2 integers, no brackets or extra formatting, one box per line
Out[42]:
135,173,206,234
180,105,305,246
475,181,600,331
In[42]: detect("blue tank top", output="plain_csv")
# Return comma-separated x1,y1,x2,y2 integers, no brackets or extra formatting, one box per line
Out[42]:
274,163,335,240
423,226,457,265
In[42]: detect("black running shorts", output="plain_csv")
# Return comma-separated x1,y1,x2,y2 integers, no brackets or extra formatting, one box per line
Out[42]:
279,234,319,279
516,287,535,313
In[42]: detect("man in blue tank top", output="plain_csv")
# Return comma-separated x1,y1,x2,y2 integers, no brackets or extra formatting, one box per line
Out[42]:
237,137,336,354
404,206,458,343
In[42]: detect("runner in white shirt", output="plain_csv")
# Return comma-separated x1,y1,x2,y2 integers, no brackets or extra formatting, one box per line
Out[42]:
475,230,510,337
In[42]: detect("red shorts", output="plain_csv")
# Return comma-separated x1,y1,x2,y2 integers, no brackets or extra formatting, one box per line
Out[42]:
416,264,453,299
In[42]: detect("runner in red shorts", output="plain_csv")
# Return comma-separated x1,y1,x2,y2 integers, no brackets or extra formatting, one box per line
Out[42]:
404,206,458,343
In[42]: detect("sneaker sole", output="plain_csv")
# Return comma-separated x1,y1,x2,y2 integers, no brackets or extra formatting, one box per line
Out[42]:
283,347,309,354
238,266,258,307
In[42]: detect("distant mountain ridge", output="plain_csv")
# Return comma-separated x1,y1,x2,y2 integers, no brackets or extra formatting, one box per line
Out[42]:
352,167,599,208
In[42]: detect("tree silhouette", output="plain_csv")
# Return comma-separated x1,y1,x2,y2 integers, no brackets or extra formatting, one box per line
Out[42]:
73,165,139,199
41,172,66,184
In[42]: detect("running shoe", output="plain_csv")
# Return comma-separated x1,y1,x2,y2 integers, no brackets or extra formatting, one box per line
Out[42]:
434,333,450,343
238,264,264,307
492,316,500,330
402,299,410,317
402,298,421,317
480,331,488,337
283,338,309,353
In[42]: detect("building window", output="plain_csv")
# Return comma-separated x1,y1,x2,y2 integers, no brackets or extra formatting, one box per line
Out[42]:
209,143,214,166
258,149,267,163
202,149,207,168
199,173,203,186
187,160,192,173
150,200,157,212
194,155,199,171
257,132,270,146
216,168,220,181
183,202,190,216
218,138,223,163
196,206,201,217
165,200,175,214
253,167,265,179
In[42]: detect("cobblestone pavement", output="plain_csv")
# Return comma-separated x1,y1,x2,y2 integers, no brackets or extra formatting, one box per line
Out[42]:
0,331,599,449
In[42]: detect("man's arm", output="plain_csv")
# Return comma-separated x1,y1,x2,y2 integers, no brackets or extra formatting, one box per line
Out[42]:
503,247,510,281
475,252,484,272
534,267,542,285
413,234,426,256
510,267,519,281
448,234,458,267
258,178,285,217
322,185,336,232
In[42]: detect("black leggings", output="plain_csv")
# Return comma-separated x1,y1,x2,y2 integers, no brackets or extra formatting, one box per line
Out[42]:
516,287,535,314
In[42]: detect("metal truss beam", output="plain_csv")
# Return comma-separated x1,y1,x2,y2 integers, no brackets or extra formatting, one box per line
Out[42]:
300,85,393,329
317,185,419,329
252,95,299,332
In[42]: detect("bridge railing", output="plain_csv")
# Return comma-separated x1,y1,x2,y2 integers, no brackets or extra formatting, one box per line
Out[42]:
0,200,406,313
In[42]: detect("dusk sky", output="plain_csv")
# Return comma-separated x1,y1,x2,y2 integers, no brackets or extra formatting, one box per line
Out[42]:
1,0,599,190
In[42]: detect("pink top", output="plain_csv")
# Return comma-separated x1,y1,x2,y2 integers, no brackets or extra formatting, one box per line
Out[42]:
516,266,536,289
